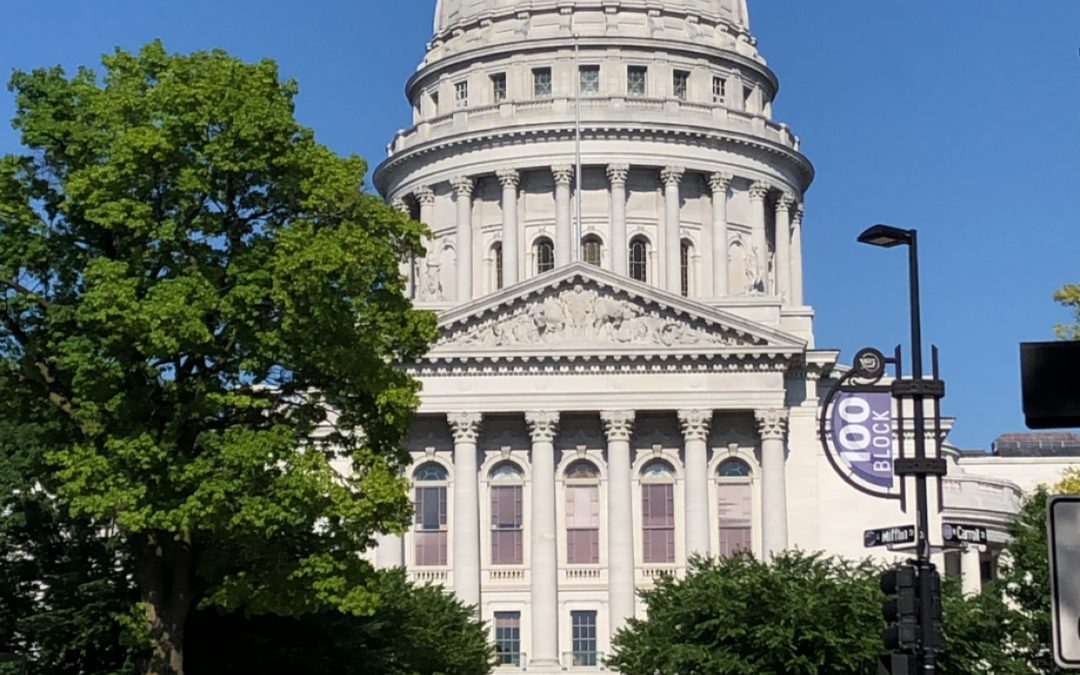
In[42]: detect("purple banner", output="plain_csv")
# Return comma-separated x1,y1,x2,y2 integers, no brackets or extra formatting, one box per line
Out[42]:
830,391,894,489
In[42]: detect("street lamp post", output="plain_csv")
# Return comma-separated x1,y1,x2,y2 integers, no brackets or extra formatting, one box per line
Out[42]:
858,224,947,673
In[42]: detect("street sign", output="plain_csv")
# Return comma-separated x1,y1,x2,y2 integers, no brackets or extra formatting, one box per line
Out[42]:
941,523,988,547
1049,496,1080,669
865,525,916,549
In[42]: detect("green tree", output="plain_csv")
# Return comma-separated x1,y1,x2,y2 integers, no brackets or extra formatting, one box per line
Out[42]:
1053,284,1080,339
185,569,495,675
0,41,436,674
607,552,884,675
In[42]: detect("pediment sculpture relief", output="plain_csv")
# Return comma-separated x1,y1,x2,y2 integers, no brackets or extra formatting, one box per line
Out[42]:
442,284,752,350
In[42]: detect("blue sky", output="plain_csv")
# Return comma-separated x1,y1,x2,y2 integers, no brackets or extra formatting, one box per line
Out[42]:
1,1,1077,451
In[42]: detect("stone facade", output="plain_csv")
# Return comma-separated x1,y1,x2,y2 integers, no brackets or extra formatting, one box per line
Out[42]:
369,2,1063,672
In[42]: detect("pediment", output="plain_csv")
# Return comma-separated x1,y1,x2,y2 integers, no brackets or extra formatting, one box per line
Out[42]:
425,263,806,361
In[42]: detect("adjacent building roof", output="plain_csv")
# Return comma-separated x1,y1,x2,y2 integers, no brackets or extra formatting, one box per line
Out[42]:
991,432,1080,457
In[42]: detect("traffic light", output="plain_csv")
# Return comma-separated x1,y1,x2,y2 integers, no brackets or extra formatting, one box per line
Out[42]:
880,563,919,652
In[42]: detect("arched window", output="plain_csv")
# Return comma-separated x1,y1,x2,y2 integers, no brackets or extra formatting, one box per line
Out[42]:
629,236,649,283
490,463,524,565
680,239,693,297
717,459,752,557
492,242,504,291
534,237,555,275
565,461,600,565
414,463,449,566
582,236,602,267
641,460,676,564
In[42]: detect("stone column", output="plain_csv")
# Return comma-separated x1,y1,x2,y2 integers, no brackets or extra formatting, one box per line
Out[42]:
415,186,438,301
679,410,712,559
774,192,795,303
661,166,685,293
375,532,403,569
391,197,413,297
755,409,789,557
748,182,771,294
708,173,732,297
448,412,482,608
601,410,636,636
791,203,805,306
607,165,630,276
525,411,560,667
961,548,982,596
453,176,475,302
553,166,574,267
497,169,520,288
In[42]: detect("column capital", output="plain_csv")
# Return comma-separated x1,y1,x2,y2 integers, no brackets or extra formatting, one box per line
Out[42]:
525,411,560,443
749,181,772,202
775,192,797,214
552,165,574,186
793,202,805,225
496,168,520,189
416,186,436,206
448,412,482,443
708,172,734,195
600,410,636,442
755,409,789,441
606,163,630,186
660,165,685,187
451,175,475,198
391,197,409,213
678,410,712,442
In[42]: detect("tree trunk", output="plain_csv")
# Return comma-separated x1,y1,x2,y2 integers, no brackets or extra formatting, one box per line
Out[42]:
133,531,195,675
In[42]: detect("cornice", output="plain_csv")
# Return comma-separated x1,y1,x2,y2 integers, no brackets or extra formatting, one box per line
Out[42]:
374,121,813,195
404,350,801,377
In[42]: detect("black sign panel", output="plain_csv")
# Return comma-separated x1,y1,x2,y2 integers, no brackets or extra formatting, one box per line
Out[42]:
942,523,988,546
864,525,916,548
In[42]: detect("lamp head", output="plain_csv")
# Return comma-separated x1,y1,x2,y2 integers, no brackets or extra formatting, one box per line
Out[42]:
858,224,913,248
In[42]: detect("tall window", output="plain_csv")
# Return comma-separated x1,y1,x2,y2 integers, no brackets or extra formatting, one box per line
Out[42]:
641,460,676,564
680,239,692,297
712,76,727,104
492,242,504,291
494,612,522,666
629,236,649,283
533,67,553,98
491,72,507,102
582,236,602,267
454,80,469,109
565,461,600,565
571,610,599,666
414,463,448,566
673,69,690,101
579,65,600,95
627,65,648,97
743,85,754,112
717,459,752,557
534,237,555,274
430,90,440,115
490,463,524,565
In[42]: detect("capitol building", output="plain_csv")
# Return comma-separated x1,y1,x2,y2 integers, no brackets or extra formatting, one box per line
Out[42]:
366,1,1075,671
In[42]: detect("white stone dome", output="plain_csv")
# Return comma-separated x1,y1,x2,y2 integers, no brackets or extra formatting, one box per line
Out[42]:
434,0,750,35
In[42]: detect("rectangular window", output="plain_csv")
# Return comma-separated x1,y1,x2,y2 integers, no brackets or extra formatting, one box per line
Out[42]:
712,76,727,104
571,611,598,666
494,612,522,666
743,85,754,111
627,66,647,97
455,80,469,108
431,90,440,115
533,67,553,98
642,484,675,563
415,485,448,566
717,483,752,557
491,485,524,565
673,69,689,101
566,485,600,565
579,65,600,95
491,72,507,102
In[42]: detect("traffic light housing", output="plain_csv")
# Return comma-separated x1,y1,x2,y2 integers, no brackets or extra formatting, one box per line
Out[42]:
881,563,919,652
